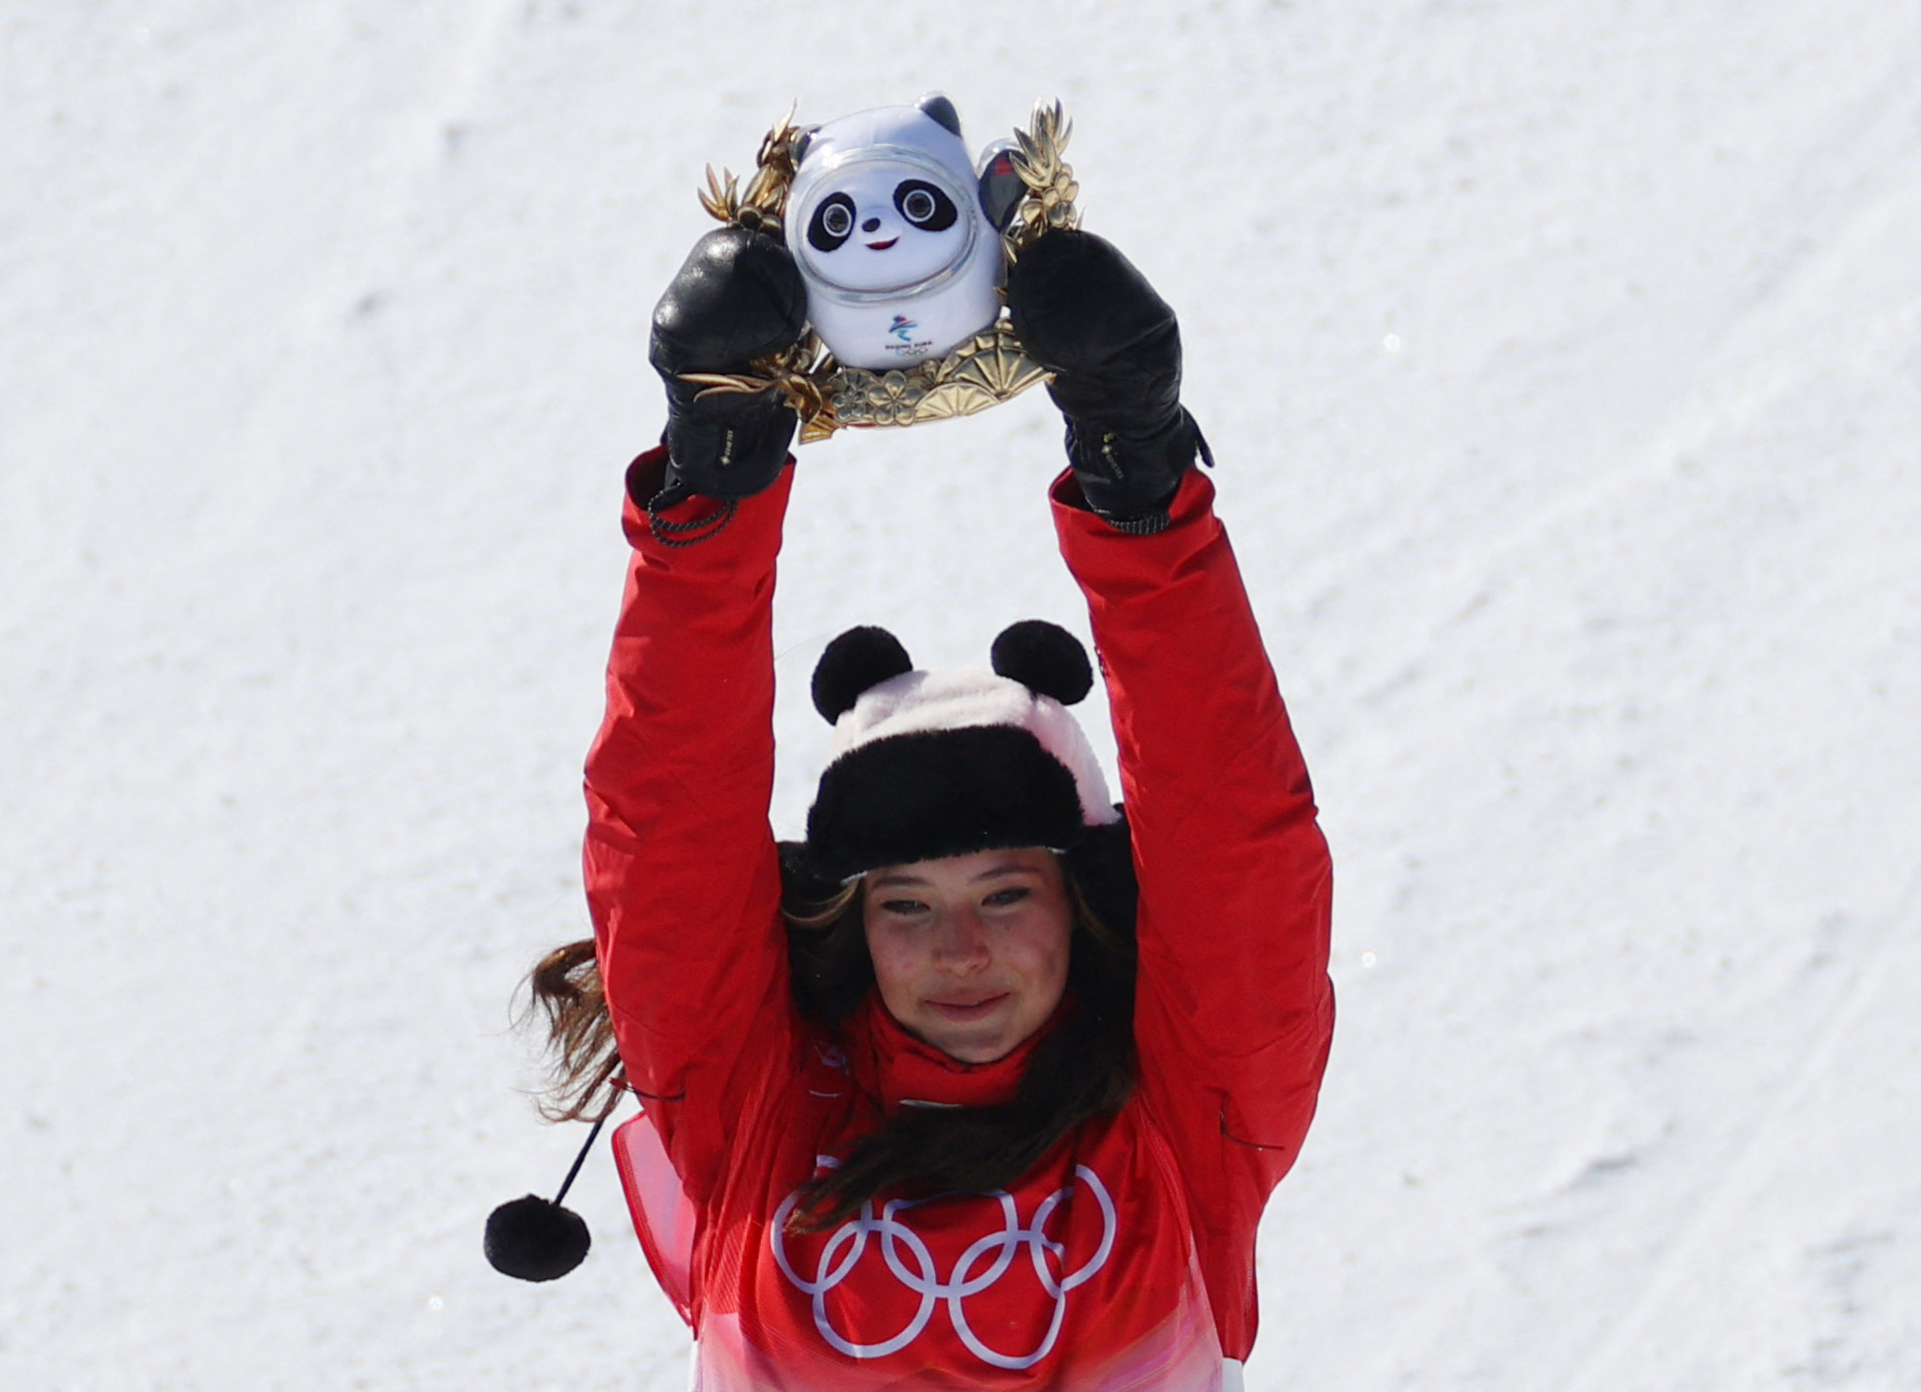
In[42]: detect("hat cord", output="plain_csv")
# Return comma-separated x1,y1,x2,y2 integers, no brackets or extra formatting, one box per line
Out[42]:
554,1112,609,1207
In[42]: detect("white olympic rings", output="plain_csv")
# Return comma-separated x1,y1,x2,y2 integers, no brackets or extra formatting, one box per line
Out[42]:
768,1162,1118,1370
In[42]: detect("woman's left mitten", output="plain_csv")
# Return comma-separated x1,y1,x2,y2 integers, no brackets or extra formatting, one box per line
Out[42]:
1007,230,1207,529
650,227,808,502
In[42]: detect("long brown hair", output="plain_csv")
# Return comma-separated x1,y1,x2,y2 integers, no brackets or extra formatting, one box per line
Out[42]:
522,936,625,1123
524,821,1140,1223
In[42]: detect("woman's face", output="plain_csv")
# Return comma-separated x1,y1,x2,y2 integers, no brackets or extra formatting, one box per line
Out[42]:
861,847,1073,1064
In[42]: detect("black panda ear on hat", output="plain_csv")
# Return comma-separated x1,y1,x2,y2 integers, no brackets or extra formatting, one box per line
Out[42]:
990,620,1094,706
812,625,914,722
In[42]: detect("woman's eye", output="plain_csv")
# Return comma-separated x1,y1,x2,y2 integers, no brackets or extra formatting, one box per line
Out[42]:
878,898,928,916
893,179,957,231
983,887,1032,908
808,194,856,251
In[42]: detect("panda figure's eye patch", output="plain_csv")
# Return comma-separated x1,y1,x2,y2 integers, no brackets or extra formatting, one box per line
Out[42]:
808,194,857,252
894,180,958,232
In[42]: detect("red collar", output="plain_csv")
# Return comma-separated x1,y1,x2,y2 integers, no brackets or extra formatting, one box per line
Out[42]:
848,994,1068,1113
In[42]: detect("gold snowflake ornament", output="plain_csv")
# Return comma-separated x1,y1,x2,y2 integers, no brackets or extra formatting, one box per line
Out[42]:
1004,100,1081,257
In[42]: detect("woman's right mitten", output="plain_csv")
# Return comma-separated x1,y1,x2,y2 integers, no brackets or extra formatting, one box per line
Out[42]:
650,227,808,503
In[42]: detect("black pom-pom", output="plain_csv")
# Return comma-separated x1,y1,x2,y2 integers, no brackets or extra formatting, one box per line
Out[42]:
991,620,1094,705
485,1195,591,1282
812,626,913,722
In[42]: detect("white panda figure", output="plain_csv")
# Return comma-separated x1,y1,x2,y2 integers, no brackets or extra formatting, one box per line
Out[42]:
786,95,1023,371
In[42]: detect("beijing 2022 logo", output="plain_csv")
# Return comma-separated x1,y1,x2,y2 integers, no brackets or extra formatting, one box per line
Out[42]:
769,1162,1118,1370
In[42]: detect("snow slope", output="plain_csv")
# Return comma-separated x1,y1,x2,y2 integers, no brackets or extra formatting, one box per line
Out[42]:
4,2,1918,1387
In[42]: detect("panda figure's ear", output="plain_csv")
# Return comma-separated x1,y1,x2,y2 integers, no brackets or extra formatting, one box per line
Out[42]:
917,93,963,137
991,620,1094,706
976,140,1024,232
792,126,817,166
813,626,915,722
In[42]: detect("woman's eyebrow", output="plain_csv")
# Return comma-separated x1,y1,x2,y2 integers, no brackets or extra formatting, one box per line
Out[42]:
971,863,1041,883
866,871,931,890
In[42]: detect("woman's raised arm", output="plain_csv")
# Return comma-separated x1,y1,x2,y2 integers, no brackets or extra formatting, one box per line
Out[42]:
583,225,809,1196
1057,466,1335,1358
1018,229,1334,1357
583,452,795,1196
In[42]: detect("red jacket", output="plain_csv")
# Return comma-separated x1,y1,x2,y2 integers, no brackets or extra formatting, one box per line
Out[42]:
585,448,1333,1389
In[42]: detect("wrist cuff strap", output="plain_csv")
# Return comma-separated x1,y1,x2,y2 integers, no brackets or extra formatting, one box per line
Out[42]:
646,492,736,547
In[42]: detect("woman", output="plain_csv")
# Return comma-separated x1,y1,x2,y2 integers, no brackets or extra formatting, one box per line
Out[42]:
533,226,1333,1389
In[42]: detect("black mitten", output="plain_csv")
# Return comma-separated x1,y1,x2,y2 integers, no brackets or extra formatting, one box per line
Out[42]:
1007,230,1208,530
650,227,808,504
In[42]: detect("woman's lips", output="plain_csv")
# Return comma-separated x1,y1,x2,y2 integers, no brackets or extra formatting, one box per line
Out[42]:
929,994,1007,1021
866,237,898,250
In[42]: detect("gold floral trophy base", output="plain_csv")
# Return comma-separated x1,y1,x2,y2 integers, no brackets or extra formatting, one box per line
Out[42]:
683,101,1080,443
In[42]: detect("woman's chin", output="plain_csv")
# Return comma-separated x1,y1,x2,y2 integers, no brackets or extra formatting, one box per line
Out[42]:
934,1034,1016,1065
916,998,1027,1063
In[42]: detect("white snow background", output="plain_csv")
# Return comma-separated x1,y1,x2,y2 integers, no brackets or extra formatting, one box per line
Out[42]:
4,2,1918,1388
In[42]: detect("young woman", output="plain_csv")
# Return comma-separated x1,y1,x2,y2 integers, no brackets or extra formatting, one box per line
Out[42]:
532,226,1333,1389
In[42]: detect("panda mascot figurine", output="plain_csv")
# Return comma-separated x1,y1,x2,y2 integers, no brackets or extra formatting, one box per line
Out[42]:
786,94,1023,370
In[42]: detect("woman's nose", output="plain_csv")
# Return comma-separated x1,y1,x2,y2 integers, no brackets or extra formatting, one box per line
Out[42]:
933,911,990,966
862,216,881,233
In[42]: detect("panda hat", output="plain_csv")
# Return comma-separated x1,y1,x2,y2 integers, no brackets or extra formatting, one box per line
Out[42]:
804,620,1121,883
786,94,1022,371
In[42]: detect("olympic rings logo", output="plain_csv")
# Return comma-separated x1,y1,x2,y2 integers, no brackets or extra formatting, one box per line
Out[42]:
768,1162,1117,1370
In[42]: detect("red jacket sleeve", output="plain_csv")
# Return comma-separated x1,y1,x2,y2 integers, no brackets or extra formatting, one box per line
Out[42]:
583,447,797,1200
1054,466,1335,1357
